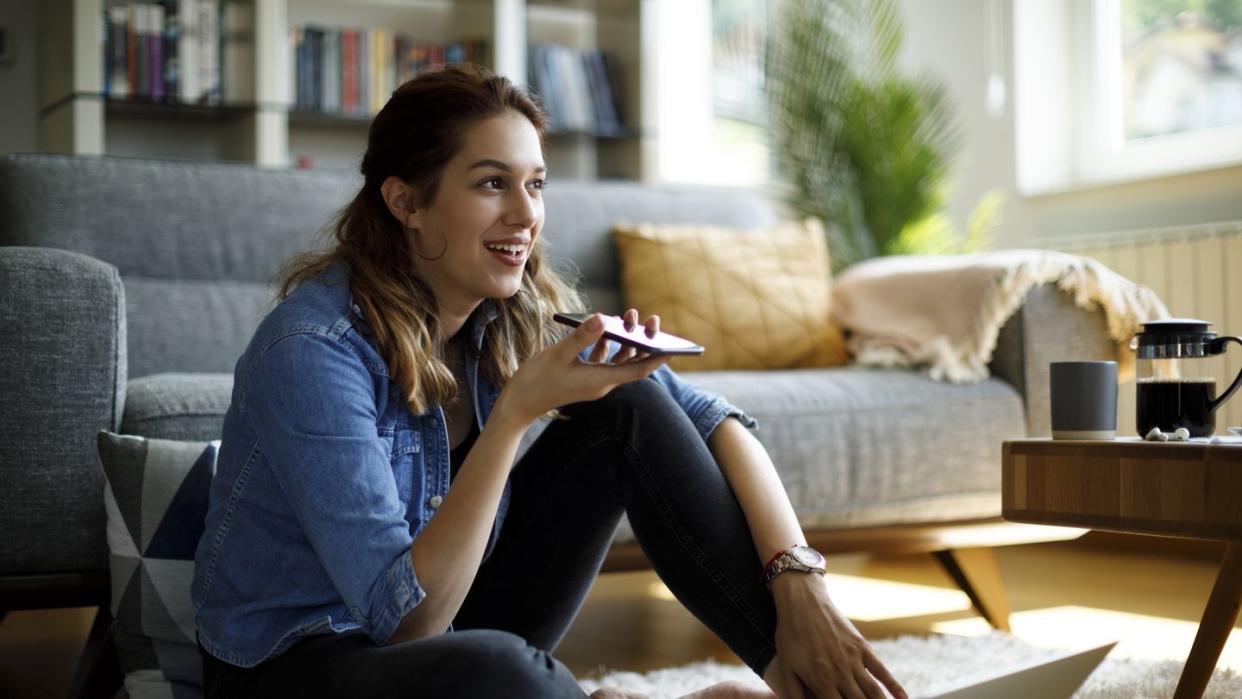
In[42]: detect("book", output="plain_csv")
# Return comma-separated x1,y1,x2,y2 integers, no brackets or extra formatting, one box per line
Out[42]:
163,0,180,100
322,28,339,113
198,0,220,104
221,0,253,104
180,0,200,103
288,21,491,117
341,29,357,115
149,3,164,101
106,6,130,98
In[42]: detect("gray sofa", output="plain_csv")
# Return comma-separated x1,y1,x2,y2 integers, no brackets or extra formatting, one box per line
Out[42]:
0,154,1113,691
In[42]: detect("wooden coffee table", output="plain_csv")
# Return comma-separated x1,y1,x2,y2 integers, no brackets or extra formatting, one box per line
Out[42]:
1003,438,1242,699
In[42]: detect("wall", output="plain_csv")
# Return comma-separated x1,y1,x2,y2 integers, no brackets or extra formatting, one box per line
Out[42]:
897,0,1242,249
0,0,38,156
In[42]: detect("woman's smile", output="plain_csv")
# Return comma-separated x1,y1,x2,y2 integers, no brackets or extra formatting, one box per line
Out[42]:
483,237,531,267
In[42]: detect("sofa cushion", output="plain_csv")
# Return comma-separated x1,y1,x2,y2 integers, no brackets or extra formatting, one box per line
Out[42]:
612,218,848,372
612,367,1027,543
125,279,275,378
122,374,233,442
699,367,1025,526
98,431,215,698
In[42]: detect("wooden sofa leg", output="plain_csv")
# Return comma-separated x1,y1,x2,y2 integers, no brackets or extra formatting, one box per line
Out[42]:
933,547,1012,632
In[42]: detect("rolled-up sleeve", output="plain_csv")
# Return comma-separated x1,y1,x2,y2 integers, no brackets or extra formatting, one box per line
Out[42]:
242,332,423,645
579,343,759,440
647,363,759,440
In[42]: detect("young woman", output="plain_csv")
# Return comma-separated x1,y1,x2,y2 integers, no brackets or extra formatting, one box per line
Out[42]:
191,65,906,699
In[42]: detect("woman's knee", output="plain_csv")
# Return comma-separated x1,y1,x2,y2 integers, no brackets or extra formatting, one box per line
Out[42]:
445,630,582,698
596,378,682,424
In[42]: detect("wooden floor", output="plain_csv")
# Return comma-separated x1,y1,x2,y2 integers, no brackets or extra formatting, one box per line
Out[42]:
4,538,1242,697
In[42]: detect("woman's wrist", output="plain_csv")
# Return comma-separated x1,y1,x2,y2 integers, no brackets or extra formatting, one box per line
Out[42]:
488,390,535,434
770,570,828,609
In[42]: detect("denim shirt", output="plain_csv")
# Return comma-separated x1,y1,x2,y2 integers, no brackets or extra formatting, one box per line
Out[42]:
191,262,758,668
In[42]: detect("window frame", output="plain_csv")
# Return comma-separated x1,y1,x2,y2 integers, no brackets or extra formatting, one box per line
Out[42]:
1014,0,1242,195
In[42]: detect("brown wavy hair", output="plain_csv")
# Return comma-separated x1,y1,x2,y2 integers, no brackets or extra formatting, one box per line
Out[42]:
278,65,584,415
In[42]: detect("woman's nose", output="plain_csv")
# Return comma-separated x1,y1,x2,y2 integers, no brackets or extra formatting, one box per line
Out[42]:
503,189,538,229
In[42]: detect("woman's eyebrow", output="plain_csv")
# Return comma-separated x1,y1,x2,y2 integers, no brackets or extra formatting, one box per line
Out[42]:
467,159,547,174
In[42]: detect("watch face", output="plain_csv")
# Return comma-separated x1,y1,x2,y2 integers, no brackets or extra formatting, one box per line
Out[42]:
792,546,824,567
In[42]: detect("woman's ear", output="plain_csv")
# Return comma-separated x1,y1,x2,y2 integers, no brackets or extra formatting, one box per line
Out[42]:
380,176,420,230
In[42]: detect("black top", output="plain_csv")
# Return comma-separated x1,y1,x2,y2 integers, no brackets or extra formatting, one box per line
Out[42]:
449,419,480,481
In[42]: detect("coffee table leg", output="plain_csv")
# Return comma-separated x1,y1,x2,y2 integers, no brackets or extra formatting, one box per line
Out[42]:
1173,542,1242,699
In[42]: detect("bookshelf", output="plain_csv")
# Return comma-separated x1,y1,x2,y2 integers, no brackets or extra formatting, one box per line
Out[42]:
37,0,655,181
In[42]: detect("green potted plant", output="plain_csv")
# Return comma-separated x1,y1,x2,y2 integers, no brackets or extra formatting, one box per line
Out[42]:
766,0,1000,270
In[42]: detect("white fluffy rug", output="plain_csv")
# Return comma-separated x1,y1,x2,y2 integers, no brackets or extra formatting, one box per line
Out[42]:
578,633,1242,698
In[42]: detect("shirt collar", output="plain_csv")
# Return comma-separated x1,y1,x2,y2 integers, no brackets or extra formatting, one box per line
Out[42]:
469,300,501,349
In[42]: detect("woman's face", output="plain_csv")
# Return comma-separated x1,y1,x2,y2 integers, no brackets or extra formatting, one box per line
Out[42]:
403,110,547,314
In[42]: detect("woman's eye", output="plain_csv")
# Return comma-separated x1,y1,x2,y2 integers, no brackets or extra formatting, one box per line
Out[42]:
481,177,504,189
528,179,547,191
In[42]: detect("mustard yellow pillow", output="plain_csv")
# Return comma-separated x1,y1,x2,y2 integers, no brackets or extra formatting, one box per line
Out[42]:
611,218,850,372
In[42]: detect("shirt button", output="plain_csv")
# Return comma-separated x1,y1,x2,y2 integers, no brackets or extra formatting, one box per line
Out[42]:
428,495,443,509
351,303,362,316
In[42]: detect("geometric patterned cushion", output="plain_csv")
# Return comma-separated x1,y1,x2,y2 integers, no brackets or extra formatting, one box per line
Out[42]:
97,431,218,699
612,218,850,373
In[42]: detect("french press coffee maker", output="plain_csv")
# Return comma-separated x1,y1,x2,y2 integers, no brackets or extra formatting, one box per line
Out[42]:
1132,319,1242,437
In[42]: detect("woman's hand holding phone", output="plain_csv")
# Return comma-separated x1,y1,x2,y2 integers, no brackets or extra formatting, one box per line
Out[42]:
590,308,659,363
491,311,671,430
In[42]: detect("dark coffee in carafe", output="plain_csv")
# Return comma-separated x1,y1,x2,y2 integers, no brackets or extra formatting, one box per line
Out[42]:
1136,378,1217,437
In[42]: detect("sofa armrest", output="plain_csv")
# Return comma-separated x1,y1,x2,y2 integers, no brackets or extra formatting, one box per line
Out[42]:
0,247,127,575
989,283,1118,437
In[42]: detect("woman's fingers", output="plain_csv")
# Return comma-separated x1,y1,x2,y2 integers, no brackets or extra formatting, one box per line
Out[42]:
623,307,640,331
852,668,886,699
561,313,607,358
589,335,610,363
644,313,660,338
863,650,906,699
783,669,809,699
612,344,637,363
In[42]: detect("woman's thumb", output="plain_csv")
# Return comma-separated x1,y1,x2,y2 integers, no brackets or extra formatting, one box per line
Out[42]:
564,313,607,353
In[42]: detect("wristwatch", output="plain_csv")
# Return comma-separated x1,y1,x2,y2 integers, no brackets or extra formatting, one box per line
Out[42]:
761,545,827,588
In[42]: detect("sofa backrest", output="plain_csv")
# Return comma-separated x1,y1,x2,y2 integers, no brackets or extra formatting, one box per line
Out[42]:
0,153,778,379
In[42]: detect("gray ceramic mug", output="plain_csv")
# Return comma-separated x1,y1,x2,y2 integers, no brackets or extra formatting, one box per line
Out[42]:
1050,361,1118,440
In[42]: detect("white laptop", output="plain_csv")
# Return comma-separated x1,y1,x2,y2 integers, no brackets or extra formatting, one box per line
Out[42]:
915,641,1116,699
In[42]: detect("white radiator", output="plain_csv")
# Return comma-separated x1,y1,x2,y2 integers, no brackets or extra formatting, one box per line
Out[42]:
1048,220,1242,435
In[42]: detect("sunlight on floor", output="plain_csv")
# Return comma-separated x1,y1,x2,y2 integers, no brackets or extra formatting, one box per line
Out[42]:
819,573,973,621
933,606,1242,671
647,572,973,620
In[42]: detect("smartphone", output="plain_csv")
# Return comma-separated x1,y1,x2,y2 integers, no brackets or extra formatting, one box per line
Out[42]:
552,312,705,356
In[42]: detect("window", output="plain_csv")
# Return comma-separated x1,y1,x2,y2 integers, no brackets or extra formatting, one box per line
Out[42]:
1015,0,1242,194
653,0,771,187
1119,0,1242,141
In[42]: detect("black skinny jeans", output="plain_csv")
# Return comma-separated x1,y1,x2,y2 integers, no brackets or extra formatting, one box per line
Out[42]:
200,379,779,698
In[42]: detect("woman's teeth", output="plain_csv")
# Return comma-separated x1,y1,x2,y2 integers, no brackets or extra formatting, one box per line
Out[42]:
485,243,526,256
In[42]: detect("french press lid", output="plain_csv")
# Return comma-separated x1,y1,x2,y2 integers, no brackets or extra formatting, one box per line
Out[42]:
1131,318,1217,359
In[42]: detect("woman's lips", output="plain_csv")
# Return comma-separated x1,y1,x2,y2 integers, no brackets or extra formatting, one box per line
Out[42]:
485,246,527,267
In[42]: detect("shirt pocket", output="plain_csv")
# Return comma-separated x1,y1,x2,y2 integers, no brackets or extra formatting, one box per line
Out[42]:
390,426,421,510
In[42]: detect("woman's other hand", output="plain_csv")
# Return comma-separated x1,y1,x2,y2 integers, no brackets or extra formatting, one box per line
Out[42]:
764,574,906,699
493,312,670,429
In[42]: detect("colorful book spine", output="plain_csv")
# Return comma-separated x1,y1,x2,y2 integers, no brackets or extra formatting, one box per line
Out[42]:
528,43,624,136
149,3,164,101
287,22,493,117
341,29,357,115
163,0,180,100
